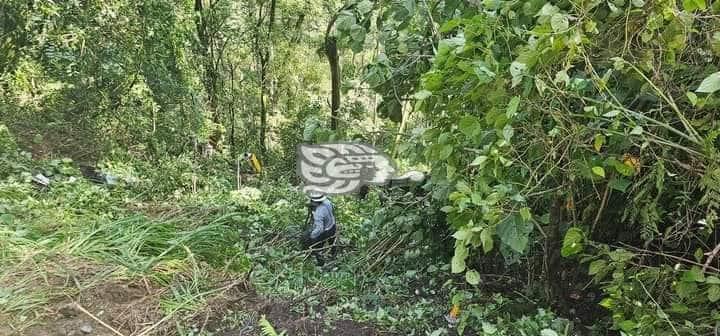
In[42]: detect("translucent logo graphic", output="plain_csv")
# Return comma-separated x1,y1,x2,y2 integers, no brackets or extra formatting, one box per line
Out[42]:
297,142,396,194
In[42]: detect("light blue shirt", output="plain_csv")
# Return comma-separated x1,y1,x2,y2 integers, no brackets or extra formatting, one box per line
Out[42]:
310,199,336,239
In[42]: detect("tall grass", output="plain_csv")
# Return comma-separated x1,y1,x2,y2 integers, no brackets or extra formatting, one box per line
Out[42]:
0,181,250,331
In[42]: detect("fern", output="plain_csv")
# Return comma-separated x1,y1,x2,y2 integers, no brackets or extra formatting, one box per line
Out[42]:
259,315,286,336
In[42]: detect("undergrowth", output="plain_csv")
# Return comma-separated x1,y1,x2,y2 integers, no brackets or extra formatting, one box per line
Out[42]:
0,129,580,335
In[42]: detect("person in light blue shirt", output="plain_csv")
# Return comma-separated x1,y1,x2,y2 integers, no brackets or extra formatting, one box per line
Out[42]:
302,191,337,265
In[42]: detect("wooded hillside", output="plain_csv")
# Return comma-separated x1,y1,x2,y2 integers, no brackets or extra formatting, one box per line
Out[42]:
2,0,720,335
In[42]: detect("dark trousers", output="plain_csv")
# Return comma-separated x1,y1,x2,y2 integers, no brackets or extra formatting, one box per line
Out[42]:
302,226,337,264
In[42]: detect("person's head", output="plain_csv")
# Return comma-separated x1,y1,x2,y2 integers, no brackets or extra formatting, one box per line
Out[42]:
307,191,327,207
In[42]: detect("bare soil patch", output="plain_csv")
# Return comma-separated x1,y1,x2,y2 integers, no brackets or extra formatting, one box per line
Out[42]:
3,268,394,336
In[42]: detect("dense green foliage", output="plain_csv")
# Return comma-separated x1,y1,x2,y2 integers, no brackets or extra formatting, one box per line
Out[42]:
2,0,720,335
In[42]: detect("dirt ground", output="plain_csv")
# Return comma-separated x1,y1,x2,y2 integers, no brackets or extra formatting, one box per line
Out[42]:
3,276,393,336
199,287,395,336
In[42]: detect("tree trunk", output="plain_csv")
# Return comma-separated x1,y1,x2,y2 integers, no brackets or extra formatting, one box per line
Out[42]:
255,0,276,155
229,64,237,158
323,6,346,132
194,0,221,149
325,34,340,130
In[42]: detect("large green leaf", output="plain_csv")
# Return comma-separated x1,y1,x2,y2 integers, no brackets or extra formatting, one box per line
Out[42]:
506,96,520,118
588,259,608,275
496,215,533,253
708,285,720,302
696,72,720,93
335,13,356,32
451,243,468,273
550,13,569,32
459,115,481,137
356,0,373,14
675,280,698,299
683,0,707,11
480,228,494,253
561,227,584,257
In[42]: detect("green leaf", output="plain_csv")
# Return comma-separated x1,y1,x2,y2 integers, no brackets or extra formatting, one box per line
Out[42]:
497,215,533,253
471,192,482,205
480,228,494,253
536,3,560,17
335,13,356,32
696,72,720,93
594,134,606,152
473,61,496,83
356,0,373,14
440,206,454,213
631,0,645,7
706,276,720,284
502,125,514,142
403,0,415,13
683,0,706,11
439,145,454,160
540,329,558,336
470,156,488,167
506,96,520,118
453,229,471,241
608,249,635,262
599,297,614,308
607,1,620,12
695,248,704,262
465,269,481,285
709,285,720,302
675,281,698,299
588,259,608,275
670,303,689,314
452,243,468,273
550,13,569,32
630,126,643,135
422,71,443,91
592,166,606,177
682,266,705,282
456,180,472,194
687,91,698,106
459,116,481,137
610,159,635,177
554,70,570,86
618,320,637,332
259,315,280,336
509,62,526,88
609,177,631,192
602,110,620,117
482,322,497,334
561,227,584,257
413,90,432,100
349,25,367,52
0,214,13,225
440,18,462,33
519,207,532,221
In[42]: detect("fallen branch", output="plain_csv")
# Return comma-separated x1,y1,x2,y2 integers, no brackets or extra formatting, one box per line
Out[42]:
278,243,348,263
74,302,126,336
365,233,407,273
617,243,720,274
703,243,720,273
